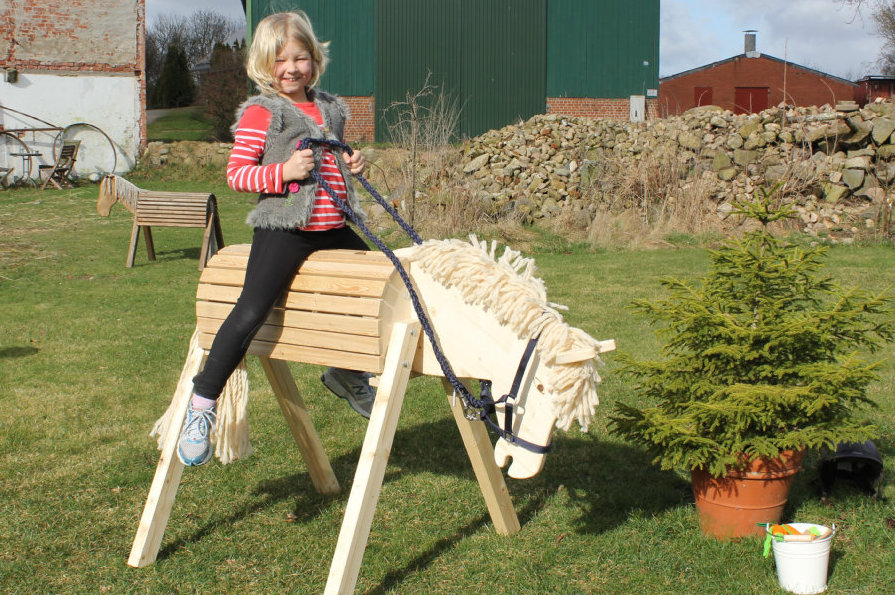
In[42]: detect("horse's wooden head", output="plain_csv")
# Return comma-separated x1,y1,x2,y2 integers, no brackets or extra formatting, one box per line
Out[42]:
401,238,613,479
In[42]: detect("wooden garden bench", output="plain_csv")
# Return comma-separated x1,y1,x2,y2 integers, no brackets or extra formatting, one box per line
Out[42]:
127,190,224,270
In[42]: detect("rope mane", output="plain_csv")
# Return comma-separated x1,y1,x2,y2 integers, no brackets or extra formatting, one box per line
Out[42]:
403,235,605,431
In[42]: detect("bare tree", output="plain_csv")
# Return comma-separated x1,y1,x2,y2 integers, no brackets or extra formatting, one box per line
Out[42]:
870,1,895,72
197,40,248,141
146,15,188,95
146,11,244,106
837,0,895,72
838,0,869,21
186,10,241,68
384,73,462,227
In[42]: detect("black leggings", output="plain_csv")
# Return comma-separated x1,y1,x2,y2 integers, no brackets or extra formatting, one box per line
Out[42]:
193,226,369,400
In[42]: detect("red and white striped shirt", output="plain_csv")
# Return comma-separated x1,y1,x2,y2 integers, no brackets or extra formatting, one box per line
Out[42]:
226,102,347,231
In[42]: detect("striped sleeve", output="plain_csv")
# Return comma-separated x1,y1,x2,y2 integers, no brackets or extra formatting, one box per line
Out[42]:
226,105,284,194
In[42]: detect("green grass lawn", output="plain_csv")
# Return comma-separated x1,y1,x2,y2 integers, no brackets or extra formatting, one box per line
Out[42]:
147,107,216,142
1,180,893,593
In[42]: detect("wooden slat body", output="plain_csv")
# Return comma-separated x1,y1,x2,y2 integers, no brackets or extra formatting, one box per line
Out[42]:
134,191,213,227
196,245,411,374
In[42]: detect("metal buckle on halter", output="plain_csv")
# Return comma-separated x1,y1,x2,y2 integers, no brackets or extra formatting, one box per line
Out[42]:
500,392,516,440
463,403,479,421
456,389,477,420
471,379,495,421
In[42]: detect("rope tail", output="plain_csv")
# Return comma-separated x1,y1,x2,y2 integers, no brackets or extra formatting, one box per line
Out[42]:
150,326,204,448
151,326,252,464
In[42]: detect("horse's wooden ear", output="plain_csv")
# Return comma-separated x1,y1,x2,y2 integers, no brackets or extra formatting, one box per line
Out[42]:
553,340,615,364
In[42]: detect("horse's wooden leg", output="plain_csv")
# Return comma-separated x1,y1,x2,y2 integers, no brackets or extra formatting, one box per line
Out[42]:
199,217,212,271
259,356,339,495
324,321,420,595
442,378,521,536
127,347,204,567
212,208,224,250
199,216,213,271
126,221,140,267
143,226,156,262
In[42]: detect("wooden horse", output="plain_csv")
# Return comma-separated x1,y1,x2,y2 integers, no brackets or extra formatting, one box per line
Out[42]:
129,235,614,594
97,175,224,270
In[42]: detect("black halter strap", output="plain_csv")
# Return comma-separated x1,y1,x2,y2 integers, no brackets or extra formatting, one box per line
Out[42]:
472,337,552,454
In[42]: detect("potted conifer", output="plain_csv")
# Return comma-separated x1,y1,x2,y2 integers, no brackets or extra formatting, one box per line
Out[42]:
609,187,894,538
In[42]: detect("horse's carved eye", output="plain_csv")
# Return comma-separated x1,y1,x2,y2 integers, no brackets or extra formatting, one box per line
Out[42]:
536,383,544,393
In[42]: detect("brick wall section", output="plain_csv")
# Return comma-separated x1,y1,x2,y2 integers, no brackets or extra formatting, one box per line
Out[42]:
336,94,666,140
856,79,895,105
1,1,140,68
1,61,137,73
659,55,858,116
546,97,661,120
342,96,375,143
1,0,145,142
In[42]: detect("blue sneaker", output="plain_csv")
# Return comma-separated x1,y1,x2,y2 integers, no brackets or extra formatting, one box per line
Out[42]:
177,405,216,466
321,368,375,418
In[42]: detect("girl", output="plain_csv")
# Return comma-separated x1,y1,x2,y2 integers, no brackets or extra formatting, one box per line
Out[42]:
178,11,374,467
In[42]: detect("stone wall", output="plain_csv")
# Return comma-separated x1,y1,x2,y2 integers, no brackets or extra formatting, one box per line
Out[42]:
461,99,895,241
141,141,233,169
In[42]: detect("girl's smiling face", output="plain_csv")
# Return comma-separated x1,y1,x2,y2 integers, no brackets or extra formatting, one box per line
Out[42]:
274,39,313,102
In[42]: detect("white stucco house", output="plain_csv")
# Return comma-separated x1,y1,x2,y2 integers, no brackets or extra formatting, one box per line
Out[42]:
0,0,145,181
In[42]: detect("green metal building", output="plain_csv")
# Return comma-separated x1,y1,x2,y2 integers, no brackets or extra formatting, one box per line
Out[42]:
244,0,659,141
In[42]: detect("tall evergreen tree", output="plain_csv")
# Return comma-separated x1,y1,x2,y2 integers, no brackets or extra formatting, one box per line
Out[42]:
152,43,195,108
197,40,248,141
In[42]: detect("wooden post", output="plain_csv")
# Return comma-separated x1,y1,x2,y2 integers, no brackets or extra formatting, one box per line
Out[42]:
126,221,141,268
324,321,421,595
260,357,339,495
127,348,201,567
443,378,520,535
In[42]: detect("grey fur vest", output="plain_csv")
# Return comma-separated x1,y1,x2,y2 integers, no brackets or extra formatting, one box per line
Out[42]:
232,90,366,230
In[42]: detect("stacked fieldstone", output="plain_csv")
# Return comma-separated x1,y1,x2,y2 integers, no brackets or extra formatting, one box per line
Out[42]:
460,99,895,240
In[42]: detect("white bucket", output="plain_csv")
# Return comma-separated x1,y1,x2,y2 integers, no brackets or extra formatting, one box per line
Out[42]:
770,523,835,594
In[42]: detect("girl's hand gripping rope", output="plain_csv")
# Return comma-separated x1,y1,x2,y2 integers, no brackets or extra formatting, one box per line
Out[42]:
284,147,315,193
286,141,364,194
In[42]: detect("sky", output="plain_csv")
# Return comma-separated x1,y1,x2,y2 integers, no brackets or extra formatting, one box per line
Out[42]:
146,0,885,81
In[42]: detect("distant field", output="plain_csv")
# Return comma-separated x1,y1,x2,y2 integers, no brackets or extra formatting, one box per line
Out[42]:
146,106,215,142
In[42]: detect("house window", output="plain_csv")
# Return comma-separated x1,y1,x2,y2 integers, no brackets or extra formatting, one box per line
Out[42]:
694,87,713,107
734,87,769,114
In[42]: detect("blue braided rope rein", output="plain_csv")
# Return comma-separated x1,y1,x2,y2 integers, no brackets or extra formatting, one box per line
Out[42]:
296,137,550,454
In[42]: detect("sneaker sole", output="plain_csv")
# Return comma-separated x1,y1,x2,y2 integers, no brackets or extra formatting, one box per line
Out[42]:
321,373,373,419
178,449,213,467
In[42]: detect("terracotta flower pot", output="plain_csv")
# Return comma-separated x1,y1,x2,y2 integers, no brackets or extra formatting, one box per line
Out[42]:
691,450,804,539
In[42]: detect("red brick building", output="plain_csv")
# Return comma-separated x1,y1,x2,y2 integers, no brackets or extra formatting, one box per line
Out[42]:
659,32,857,116
855,75,895,105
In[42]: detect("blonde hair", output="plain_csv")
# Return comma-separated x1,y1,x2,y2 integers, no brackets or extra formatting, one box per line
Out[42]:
246,11,330,96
